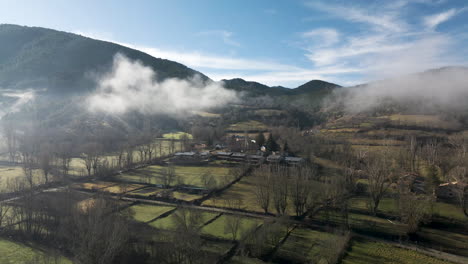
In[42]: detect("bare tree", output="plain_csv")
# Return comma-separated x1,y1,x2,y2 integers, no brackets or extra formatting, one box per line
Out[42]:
271,165,289,215
364,148,395,215
253,165,271,214
80,142,102,177
398,192,434,234
38,142,54,184
2,120,17,163
290,165,317,217
63,196,130,264
161,163,176,188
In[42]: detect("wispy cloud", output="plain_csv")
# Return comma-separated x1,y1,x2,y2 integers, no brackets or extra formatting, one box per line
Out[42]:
306,2,407,32
302,28,340,48
304,1,466,79
196,30,241,47
423,8,460,29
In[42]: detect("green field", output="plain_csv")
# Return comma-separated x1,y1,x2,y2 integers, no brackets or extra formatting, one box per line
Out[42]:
201,214,261,240
162,132,193,139
342,238,453,264
0,165,45,192
172,191,204,202
349,197,398,215
433,202,467,221
129,204,175,223
227,120,268,132
68,139,182,176
228,256,266,264
118,165,231,188
273,228,339,263
150,209,219,230
203,174,302,215
0,238,71,264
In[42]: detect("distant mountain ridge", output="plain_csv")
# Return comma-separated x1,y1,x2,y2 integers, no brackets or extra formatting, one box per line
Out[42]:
0,24,341,98
221,78,341,97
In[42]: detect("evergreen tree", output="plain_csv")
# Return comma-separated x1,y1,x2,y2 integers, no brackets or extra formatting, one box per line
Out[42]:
256,132,266,148
283,141,289,154
266,133,279,152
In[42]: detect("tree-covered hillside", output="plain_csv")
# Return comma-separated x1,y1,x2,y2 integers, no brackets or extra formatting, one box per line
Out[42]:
0,24,208,93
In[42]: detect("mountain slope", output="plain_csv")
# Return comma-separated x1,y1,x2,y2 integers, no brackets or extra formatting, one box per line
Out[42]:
0,24,208,94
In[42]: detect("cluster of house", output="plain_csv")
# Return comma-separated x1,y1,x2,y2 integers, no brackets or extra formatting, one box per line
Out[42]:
170,150,304,166
397,173,463,201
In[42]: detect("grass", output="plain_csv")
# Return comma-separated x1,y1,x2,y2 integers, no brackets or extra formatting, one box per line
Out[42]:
253,109,285,117
203,174,308,215
162,132,193,139
349,197,398,215
118,165,231,188
128,186,167,197
417,227,468,256
129,204,175,222
192,111,221,118
273,228,338,263
0,238,71,264
0,165,45,192
228,256,266,263
150,209,219,230
433,202,467,221
227,120,268,132
67,139,182,176
342,238,453,264
71,181,117,190
101,183,146,194
201,214,261,240
382,114,459,129
172,191,204,202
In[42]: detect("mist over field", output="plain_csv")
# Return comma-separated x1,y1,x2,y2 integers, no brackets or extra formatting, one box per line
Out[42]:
325,67,468,114
87,54,239,115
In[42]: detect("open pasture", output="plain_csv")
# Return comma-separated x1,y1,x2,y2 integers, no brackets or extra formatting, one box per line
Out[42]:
227,120,268,132
118,164,231,188
129,203,175,223
71,181,117,191
150,208,219,231
342,238,453,264
0,238,71,264
101,183,146,194
201,214,261,240
0,165,45,192
273,227,339,263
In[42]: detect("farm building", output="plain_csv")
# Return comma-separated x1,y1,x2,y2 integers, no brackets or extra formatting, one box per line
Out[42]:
284,156,304,166
171,151,211,164
436,181,460,200
397,173,426,194
267,154,283,163
230,152,247,162
215,151,233,160
247,154,264,164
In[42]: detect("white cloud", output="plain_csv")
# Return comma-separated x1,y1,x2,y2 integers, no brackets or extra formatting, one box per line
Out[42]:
304,1,466,81
196,30,241,47
87,54,239,115
302,28,340,47
423,8,458,29
306,2,407,32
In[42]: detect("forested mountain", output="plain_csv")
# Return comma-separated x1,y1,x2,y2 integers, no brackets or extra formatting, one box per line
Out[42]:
0,24,208,94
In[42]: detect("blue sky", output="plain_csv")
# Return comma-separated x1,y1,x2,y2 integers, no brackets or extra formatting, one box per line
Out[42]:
1,0,468,87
